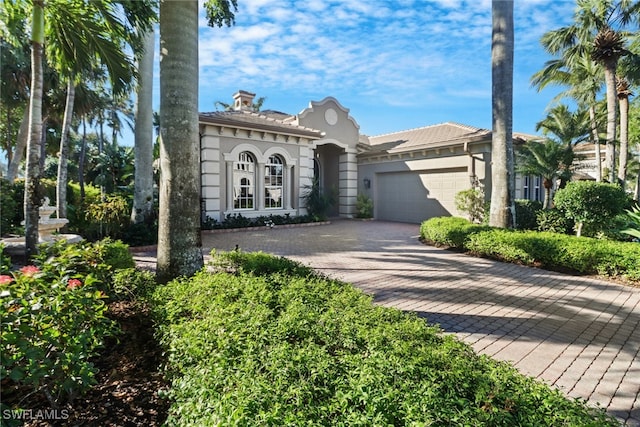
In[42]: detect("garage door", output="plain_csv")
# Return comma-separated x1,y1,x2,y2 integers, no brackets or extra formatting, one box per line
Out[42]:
376,169,468,223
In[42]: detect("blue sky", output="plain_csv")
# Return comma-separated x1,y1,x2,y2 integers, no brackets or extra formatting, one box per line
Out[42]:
142,0,579,143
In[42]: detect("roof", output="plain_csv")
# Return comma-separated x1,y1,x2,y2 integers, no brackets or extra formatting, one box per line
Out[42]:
364,122,491,154
199,110,324,139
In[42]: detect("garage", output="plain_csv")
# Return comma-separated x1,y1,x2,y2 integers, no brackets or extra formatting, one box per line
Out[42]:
376,168,469,223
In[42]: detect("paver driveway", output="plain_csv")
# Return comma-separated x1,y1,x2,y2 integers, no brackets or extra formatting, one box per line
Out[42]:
197,220,640,425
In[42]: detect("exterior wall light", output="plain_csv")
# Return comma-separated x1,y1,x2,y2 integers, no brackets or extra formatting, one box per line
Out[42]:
363,178,371,189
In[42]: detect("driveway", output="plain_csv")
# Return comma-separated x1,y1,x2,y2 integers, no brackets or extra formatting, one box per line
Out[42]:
188,220,639,425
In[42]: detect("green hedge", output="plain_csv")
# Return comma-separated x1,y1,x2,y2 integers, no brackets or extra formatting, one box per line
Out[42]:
421,217,640,283
150,251,618,426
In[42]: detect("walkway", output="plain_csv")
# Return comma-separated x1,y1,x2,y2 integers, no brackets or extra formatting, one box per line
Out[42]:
153,220,640,425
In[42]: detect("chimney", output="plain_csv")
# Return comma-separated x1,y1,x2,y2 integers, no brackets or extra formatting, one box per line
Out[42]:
233,90,256,111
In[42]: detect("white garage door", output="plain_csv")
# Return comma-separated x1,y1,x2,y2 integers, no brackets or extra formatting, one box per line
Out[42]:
376,169,468,223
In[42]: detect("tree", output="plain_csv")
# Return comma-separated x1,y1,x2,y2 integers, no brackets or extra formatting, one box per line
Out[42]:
535,0,640,183
157,0,238,282
516,139,574,210
532,56,605,181
132,28,156,225
617,76,632,187
24,0,45,258
489,0,515,228
554,181,628,237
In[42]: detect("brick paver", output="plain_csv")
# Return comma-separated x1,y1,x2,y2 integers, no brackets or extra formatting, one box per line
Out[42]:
140,219,640,425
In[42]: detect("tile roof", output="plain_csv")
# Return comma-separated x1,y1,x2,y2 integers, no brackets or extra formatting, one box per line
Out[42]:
199,110,323,138
365,122,491,154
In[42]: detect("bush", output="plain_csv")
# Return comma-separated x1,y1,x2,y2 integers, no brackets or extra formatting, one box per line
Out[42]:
455,187,485,223
34,238,134,288
1,265,117,406
422,217,640,283
111,268,157,301
302,179,338,221
554,181,629,237
514,199,543,230
537,208,574,234
85,194,131,240
0,179,23,236
420,216,488,248
202,213,321,230
355,193,373,218
150,252,618,426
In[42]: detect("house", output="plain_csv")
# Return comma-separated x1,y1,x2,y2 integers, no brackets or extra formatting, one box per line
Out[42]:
199,91,537,224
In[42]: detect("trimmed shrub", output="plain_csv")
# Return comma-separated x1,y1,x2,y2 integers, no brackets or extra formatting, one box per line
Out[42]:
420,216,488,248
454,188,485,223
150,252,618,426
537,208,574,234
554,181,629,237
514,199,543,230
355,193,374,218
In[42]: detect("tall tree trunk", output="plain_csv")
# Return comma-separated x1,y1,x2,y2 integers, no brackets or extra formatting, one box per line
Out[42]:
589,105,602,182
132,28,155,225
489,0,515,228
603,62,617,183
7,108,30,183
78,116,87,200
157,0,203,282
24,1,45,258
617,94,628,188
56,78,75,219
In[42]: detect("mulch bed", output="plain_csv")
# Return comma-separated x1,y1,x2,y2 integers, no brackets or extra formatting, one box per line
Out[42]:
3,300,170,426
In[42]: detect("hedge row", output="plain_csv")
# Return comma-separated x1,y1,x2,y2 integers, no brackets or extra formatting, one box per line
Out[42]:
420,217,640,282
150,251,618,426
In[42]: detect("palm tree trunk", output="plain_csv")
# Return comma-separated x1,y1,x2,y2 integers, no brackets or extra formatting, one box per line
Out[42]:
132,28,155,225
24,1,45,258
588,105,602,182
617,94,628,188
603,63,617,183
157,0,203,282
7,108,30,183
489,0,515,228
78,116,87,200
56,77,75,220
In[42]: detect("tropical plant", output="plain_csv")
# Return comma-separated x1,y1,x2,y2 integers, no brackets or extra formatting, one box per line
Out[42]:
621,204,640,239
489,0,515,228
553,181,629,237
516,139,575,210
355,193,374,219
302,179,338,221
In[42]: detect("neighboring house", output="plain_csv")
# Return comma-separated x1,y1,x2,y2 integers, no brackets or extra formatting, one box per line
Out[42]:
199,91,359,222
199,91,537,224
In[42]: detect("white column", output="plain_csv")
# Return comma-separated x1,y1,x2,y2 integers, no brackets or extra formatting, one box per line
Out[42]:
257,162,265,211
226,160,234,211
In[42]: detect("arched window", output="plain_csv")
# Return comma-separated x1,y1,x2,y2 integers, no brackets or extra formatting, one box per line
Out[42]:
265,155,284,209
234,152,255,209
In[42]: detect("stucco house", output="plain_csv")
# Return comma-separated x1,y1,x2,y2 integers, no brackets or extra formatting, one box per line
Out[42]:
198,91,538,224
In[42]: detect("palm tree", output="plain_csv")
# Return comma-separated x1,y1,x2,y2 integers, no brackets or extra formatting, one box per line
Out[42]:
591,26,628,182
617,76,633,187
489,0,515,228
48,0,155,219
516,139,575,210
536,0,640,183
132,28,156,225
23,0,45,258
531,56,605,180
157,0,237,282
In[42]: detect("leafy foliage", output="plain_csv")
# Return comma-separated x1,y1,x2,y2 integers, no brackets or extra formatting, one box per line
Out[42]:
0,238,138,407
420,217,489,248
514,199,543,230
355,194,374,219
0,179,23,236
421,216,640,283
455,188,485,223
621,205,640,240
536,208,574,234
554,181,629,236
150,251,618,426
302,179,338,221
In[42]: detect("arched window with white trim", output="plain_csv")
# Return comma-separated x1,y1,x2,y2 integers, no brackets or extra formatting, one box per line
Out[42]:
234,152,255,209
265,155,284,209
